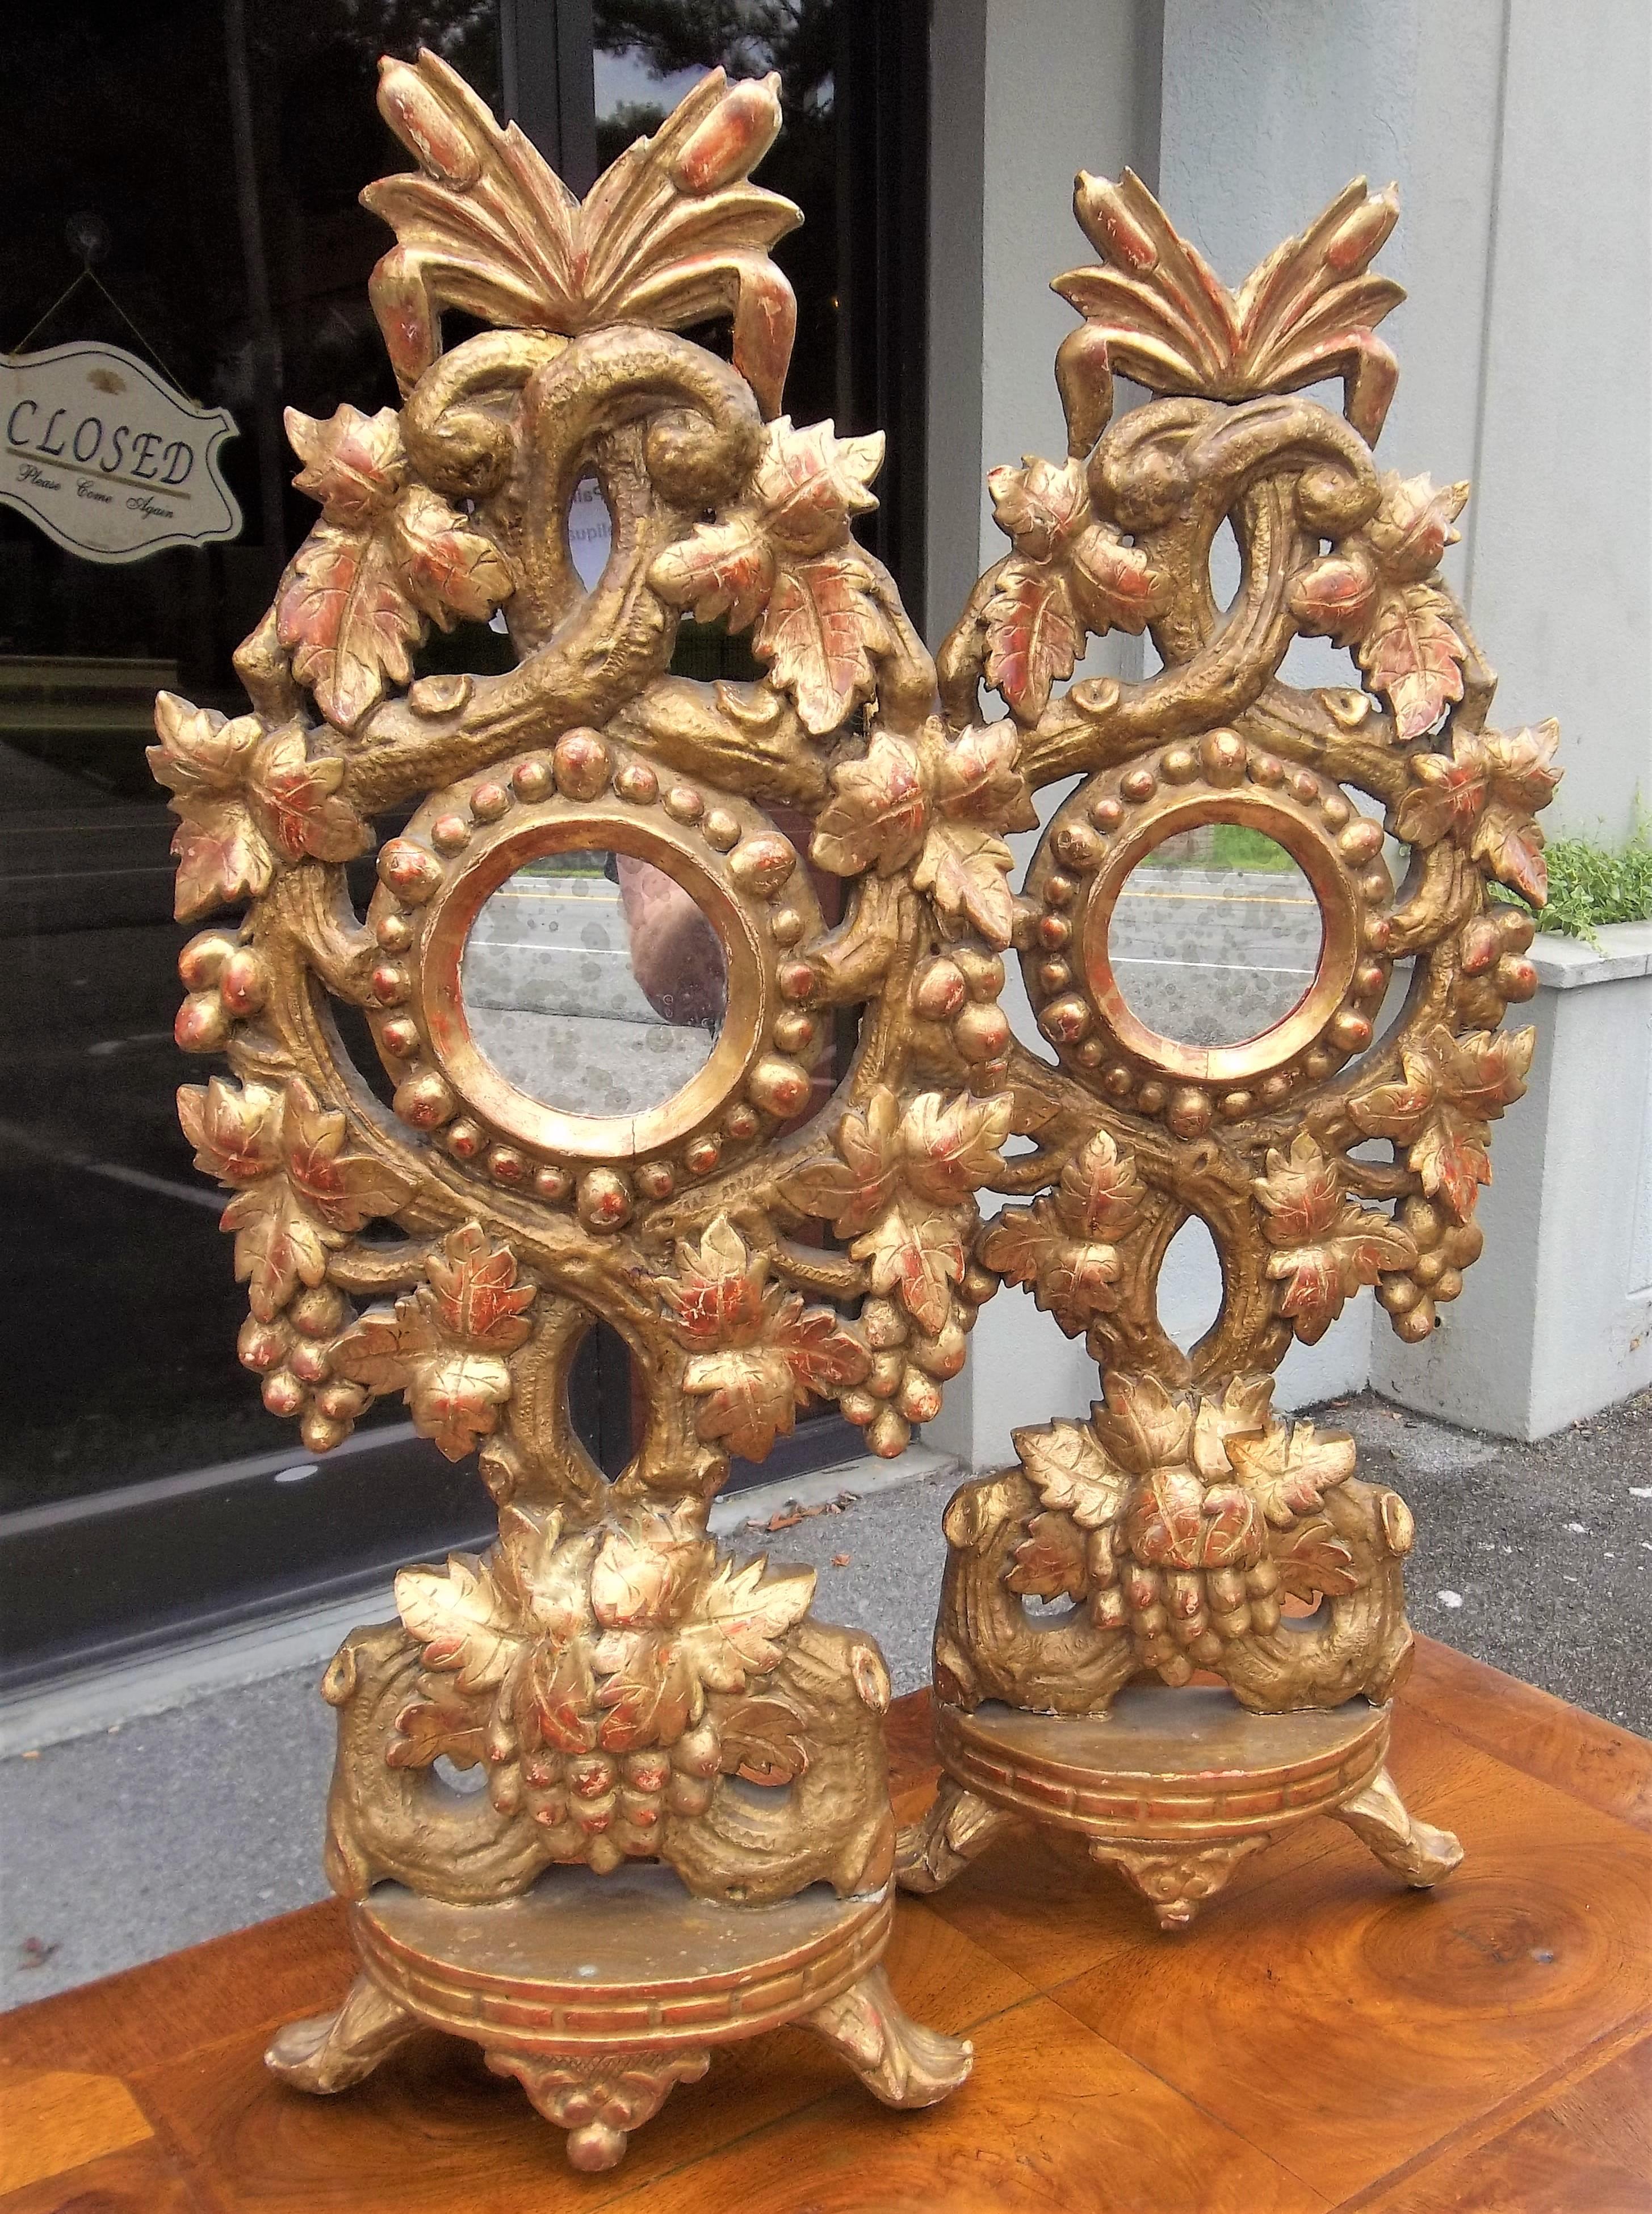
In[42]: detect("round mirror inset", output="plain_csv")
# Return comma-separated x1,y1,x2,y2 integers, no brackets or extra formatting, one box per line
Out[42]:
1106,826,1325,1050
460,848,728,1119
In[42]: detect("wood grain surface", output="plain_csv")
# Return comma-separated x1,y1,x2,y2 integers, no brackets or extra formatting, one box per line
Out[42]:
1,1639,1647,2213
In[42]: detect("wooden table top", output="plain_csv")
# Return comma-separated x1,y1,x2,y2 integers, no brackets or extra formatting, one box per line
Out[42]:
2,1637,1648,2213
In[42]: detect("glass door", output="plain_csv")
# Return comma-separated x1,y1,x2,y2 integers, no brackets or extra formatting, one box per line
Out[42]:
0,0,928,1683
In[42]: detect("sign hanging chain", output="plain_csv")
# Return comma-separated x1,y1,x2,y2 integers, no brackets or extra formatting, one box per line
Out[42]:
8,265,203,407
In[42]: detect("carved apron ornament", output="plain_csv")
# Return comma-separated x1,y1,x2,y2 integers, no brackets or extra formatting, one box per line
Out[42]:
896,168,1557,1928
154,56,1000,2169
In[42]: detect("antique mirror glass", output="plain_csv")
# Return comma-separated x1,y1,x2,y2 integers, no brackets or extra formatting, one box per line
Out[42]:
1107,828,1325,1048
460,849,728,1118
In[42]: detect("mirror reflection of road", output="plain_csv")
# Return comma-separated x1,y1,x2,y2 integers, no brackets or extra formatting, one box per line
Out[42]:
464,871,720,1118
1109,863,1325,1047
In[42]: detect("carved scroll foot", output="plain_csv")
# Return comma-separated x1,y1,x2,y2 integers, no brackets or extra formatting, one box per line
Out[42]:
485,2047,711,2173
1334,1766,1464,1887
1088,1836,1272,1930
896,1775,1020,1894
802,1964,972,2107
265,1973,420,2092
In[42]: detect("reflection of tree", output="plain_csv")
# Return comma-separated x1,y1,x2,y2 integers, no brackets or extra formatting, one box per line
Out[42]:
596,0,837,430
596,2,835,112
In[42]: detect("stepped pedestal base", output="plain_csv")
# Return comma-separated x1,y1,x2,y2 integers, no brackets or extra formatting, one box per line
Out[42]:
267,1864,970,2171
897,1688,1462,1929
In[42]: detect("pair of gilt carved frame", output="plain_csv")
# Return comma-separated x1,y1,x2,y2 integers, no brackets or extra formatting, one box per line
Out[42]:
152,53,1554,2168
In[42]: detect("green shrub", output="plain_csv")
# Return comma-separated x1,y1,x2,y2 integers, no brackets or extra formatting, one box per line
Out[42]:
1493,815,1652,946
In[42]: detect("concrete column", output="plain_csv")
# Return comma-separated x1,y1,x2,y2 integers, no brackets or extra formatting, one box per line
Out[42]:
926,0,1171,1470
1464,0,1652,841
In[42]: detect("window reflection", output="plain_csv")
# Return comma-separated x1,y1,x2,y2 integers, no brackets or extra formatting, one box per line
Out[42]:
594,0,838,430
0,3,503,1524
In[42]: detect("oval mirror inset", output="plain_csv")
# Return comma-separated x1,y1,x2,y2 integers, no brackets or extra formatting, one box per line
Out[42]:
1107,826,1324,1051
461,848,728,1119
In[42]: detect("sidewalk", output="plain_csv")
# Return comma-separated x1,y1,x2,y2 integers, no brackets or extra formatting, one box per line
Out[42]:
1,1388,1645,2011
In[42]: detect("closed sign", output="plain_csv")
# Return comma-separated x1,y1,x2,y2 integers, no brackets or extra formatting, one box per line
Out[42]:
1,340,242,563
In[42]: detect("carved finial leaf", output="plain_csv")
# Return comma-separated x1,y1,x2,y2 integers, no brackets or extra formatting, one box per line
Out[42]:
363,54,799,409
1055,169,1404,438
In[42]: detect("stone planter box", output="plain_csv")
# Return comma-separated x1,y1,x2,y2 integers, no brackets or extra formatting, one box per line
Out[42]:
1373,921,1652,1439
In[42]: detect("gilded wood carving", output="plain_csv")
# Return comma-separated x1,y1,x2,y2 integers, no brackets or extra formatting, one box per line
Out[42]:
152,40,1559,2144
152,56,992,2165
898,169,1556,1922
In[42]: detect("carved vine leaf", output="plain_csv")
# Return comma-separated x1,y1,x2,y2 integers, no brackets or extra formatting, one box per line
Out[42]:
385,1685,488,1771
756,553,890,735
276,404,513,731
980,454,1165,721
1008,1377,1372,1641
650,417,888,734
396,1551,527,1693
1068,521,1167,634
778,1087,902,1233
660,1204,868,1461
1271,1516,1362,1601
1349,1022,1536,1222
1007,1510,1089,1602
178,1075,411,1321
1187,1372,1277,1483
1012,1416,1132,1532
1126,1466,1262,1571
591,1509,715,1631
1055,170,1403,441
750,418,884,554
366,55,799,409
1357,581,1468,740
1224,1420,1357,1527
980,1130,1146,1336
989,455,1088,559
332,1224,535,1458
983,559,1080,722
1252,1135,1417,1344
1290,473,1472,740
681,1554,816,1689
808,726,930,876
149,693,371,922
810,718,1034,945
388,1502,818,1769
1092,1370,1196,1475
781,1087,1012,1333
1392,721,1562,904
662,1215,870,1459
593,1544,816,1752
850,1202,962,1338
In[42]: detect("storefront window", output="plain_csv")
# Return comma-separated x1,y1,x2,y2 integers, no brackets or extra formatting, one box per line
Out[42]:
0,0,925,1678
